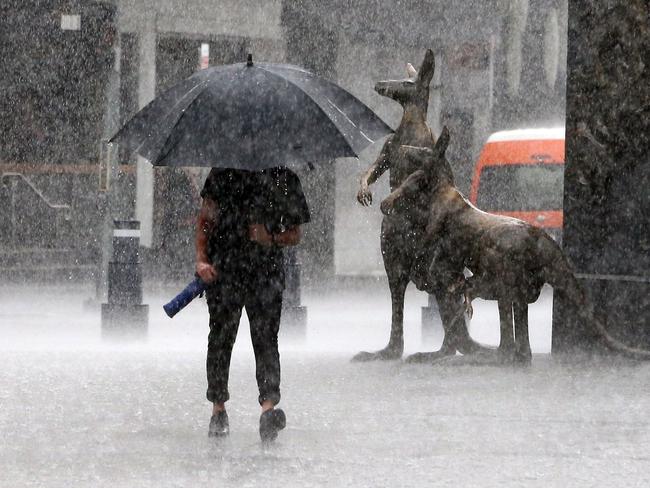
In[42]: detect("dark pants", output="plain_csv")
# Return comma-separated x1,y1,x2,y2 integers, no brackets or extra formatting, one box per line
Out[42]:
205,269,284,406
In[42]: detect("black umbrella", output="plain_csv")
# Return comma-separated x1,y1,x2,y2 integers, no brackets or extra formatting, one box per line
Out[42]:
110,55,393,170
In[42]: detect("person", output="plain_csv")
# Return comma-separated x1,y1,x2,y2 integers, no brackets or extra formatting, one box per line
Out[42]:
195,166,310,442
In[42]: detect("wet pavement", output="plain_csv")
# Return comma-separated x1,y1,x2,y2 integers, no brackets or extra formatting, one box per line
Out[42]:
1,284,648,487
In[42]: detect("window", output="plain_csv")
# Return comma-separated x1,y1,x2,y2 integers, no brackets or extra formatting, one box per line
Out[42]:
477,163,564,211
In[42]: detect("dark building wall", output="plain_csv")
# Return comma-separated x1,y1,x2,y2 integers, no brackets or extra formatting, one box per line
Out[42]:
0,0,117,164
0,1,118,272
553,0,650,352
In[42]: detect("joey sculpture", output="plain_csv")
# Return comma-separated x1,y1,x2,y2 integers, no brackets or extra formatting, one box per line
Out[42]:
381,134,650,363
354,50,489,362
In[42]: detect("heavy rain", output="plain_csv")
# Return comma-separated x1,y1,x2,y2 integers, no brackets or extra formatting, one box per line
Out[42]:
1,1,648,487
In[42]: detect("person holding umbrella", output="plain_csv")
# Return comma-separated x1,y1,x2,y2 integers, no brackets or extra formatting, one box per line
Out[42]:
195,166,309,441
109,54,392,442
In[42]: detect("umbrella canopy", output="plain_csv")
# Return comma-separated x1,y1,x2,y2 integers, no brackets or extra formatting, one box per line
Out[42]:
110,56,393,170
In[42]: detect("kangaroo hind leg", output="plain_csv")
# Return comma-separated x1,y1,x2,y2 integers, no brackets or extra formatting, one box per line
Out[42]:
497,300,516,364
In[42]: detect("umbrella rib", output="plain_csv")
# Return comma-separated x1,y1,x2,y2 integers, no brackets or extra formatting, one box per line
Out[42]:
146,72,220,164
325,98,374,144
256,66,359,157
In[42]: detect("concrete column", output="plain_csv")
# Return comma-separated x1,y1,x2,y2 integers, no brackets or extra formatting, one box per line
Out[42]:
504,0,529,96
135,19,156,247
553,0,650,352
92,20,121,307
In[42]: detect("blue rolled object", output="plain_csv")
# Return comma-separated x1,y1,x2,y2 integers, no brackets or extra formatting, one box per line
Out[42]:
163,277,208,318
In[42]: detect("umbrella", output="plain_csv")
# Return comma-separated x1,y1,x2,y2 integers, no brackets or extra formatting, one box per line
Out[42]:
110,54,393,170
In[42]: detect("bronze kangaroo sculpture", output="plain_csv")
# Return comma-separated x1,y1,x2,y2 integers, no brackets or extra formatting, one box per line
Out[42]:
381,134,650,362
354,50,489,362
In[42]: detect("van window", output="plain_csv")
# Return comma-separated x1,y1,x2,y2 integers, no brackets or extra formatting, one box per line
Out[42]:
476,163,564,212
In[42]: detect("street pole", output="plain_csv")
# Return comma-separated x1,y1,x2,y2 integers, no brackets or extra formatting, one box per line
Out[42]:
282,246,307,338
89,28,122,308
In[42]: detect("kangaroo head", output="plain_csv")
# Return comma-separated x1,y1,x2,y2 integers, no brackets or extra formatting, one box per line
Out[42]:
374,49,435,110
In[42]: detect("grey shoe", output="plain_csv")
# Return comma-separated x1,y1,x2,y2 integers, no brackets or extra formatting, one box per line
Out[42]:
259,408,286,442
208,411,229,438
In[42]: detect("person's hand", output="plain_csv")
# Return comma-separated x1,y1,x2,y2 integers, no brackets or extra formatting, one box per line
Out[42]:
196,261,218,283
357,183,372,206
249,223,273,246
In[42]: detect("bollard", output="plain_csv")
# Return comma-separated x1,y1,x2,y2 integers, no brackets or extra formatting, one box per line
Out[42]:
101,220,148,339
281,247,307,339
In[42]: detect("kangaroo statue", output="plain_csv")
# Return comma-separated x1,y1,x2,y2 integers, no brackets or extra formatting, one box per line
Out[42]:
354,50,490,362
380,135,650,363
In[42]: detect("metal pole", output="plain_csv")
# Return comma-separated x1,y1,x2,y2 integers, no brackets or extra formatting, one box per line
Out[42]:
91,30,122,307
135,17,156,248
282,246,307,338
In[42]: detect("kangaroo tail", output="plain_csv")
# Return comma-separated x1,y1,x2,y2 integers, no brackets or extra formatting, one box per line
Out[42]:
544,247,650,360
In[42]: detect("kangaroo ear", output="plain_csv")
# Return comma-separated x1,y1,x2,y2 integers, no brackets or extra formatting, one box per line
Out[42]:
406,63,417,79
417,49,435,87
433,126,450,158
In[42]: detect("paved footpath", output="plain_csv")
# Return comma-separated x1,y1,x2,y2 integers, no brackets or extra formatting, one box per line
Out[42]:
1,285,648,487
